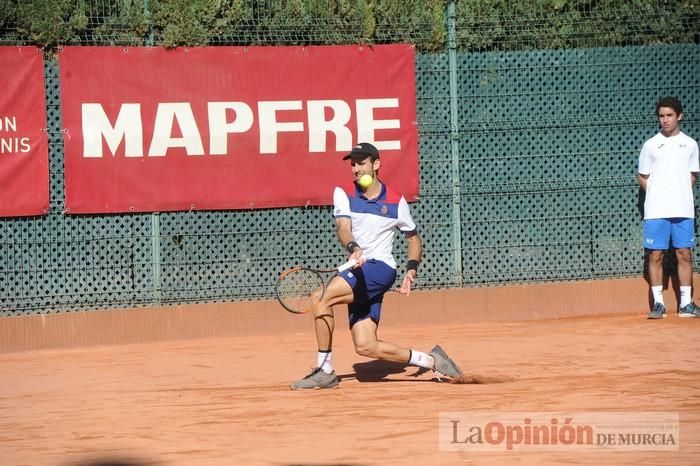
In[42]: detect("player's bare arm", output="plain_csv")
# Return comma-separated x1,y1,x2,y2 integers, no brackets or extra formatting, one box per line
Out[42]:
638,173,649,191
335,217,366,266
398,233,422,295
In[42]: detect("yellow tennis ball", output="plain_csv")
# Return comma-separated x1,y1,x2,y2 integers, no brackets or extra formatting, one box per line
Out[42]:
357,174,373,188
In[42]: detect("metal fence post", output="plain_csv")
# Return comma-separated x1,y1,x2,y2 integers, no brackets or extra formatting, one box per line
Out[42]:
447,0,464,286
151,212,162,303
143,0,159,303
144,0,154,46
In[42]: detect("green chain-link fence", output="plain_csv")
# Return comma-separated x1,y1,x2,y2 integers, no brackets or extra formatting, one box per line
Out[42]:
1,1,699,315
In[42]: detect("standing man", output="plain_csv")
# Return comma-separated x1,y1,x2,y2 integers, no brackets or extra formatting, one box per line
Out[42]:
639,97,700,319
291,142,463,389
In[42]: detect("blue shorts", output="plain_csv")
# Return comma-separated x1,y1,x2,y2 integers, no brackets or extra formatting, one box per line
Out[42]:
643,218,696,250
338,259,397,328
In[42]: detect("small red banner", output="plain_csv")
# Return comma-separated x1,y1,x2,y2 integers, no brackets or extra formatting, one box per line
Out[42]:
0,47,49,217
59,45,418,214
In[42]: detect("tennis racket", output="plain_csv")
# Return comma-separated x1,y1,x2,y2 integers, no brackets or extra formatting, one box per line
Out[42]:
275,259,357,314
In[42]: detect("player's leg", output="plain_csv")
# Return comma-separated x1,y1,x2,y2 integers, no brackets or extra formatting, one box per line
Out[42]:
647,249,665,287
349,315,462,379
675,247,692,287
312,277,355,366
350,316,411,362
345,261,440,368
340,261,407,364
349,309,439,373
644,219,670,319
671,218,700,317
347,260,463,379
290,276,355,390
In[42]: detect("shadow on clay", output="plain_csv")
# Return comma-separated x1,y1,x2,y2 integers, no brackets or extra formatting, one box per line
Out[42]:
63,456,165,466
339,359,514,385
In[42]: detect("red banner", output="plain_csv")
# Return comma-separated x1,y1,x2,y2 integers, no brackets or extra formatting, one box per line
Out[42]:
0,47,49,217
59,45,418,214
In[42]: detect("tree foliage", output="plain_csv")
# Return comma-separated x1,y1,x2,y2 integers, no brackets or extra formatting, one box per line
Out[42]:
14,0,87,47
457,0,699,51
0,0,697,51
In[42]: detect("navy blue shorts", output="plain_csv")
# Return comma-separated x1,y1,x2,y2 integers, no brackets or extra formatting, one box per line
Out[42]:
338,259,397,328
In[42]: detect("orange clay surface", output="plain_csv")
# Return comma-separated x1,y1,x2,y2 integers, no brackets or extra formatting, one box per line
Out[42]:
1,313,699,466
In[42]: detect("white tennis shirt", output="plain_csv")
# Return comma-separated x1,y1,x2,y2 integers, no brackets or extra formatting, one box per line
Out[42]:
333,183,417,269
638,131,700,219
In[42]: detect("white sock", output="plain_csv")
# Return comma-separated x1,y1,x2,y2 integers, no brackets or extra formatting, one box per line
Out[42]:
680,286,692,308
651,285,664,305
408,350,435,369
317,351,333,374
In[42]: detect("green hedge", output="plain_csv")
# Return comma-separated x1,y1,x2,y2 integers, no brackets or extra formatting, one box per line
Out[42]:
0,0,698,50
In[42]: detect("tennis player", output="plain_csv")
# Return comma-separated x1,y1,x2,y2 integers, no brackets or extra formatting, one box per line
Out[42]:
639,97,700,319
291,142,463,389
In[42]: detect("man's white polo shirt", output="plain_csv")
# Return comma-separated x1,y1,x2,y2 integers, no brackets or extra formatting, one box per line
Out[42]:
333,183,417,269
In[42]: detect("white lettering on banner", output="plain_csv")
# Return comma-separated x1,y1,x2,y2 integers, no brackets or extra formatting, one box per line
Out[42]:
80,99,402,157
258,101,305,154
307,100,352,152
0,137,31,153
0,115,31,154
83,103,143,157
0,116,17,132
208,102,254,155
356,98,400,151
148,103,205,157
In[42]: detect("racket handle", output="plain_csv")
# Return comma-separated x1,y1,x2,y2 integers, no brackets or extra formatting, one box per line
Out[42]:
337,259,357,273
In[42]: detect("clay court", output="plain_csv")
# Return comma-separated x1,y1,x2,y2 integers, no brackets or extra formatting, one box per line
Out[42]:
2,281,699,466
1,2,699,465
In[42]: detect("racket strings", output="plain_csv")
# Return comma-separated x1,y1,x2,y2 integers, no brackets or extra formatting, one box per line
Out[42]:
276,269,324,313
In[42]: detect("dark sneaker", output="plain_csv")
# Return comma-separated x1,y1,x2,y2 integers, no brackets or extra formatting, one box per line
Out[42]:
647,302,666,319
679,302,700,318
429,345,463,380
290,367,339,390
